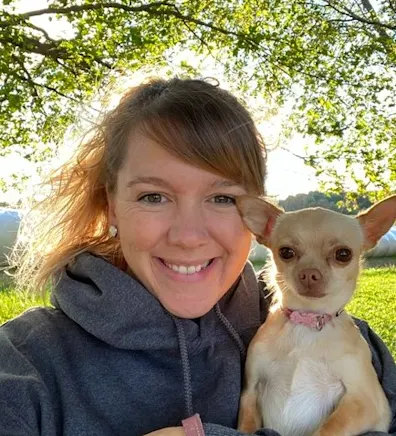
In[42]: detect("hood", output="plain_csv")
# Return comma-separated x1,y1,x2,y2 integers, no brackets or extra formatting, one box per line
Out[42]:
51,252,262,351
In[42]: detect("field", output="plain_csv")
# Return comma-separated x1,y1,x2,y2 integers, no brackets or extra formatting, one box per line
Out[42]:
0,268,395,357
347,267,395,357
0,286,49,325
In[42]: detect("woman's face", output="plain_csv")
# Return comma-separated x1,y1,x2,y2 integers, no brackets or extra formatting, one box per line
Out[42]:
108,134,252,318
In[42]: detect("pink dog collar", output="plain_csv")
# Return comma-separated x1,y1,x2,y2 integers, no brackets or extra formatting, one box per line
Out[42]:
282,307,343,331
182,414,205,436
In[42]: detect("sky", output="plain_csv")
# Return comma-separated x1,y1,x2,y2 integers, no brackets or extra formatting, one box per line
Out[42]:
265,139,318,199
0,0,319,204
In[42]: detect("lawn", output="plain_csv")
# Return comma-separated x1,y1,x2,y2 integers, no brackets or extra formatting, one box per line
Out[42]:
0,267,395,357
348,267,396,358
0,285,49,325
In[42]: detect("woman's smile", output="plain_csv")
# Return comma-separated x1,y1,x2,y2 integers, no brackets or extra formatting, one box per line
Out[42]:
160,258,212,274
153,256,218,283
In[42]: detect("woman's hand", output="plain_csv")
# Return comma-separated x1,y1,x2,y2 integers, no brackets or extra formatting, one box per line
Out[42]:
144,426,185,436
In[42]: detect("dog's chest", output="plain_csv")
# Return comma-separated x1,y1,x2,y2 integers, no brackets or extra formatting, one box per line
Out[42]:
257,328,345,436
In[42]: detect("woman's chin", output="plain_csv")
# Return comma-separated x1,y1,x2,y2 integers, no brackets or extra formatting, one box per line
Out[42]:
162,298,215,319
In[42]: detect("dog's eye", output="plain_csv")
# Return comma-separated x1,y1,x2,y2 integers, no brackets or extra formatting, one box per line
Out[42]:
279,247,295,260
335,248,352,262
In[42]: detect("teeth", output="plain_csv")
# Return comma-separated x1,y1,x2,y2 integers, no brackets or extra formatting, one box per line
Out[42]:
179,266,188,274
164,260,210,274
187,266,197,274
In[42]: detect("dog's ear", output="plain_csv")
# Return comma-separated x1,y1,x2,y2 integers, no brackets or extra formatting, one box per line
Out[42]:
236,195,283,246
357,194,396,250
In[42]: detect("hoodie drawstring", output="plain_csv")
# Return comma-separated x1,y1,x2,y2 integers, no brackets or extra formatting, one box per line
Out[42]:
172,304,246,419
214,303,246,360
173,316,194,418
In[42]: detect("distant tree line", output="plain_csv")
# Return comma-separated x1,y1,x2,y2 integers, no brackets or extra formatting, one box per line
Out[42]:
278,191,373,214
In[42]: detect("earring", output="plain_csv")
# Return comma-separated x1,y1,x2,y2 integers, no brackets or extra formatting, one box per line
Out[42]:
109,225,118,238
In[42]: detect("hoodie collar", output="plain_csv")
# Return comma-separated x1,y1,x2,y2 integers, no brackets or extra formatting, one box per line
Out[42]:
51,253,261,350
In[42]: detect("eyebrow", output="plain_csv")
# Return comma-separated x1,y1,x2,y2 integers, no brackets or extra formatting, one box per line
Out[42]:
209,179,241,189
126,176,172,189
126,176,241,189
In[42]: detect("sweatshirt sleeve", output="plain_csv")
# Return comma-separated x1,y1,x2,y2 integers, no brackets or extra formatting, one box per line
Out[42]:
0,348,42,434
0,319,55,436
354,318,396,435
202,424,281,435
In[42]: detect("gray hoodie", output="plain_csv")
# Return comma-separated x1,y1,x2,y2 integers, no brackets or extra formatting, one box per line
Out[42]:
0,253,394,436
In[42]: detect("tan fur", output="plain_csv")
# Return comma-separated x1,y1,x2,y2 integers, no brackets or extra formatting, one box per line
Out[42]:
236,195,396,436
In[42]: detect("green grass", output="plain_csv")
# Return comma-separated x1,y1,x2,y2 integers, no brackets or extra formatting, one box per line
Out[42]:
0,283,49,325
0,268,395,357
348,267,396,358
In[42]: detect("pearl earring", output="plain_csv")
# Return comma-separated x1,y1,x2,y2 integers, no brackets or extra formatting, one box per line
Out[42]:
109,225,118,238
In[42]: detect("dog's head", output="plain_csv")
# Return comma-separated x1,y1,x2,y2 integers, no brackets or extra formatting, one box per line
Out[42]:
236,195,396,312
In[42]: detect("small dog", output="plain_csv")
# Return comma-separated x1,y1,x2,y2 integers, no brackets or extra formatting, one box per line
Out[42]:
236,195,394,436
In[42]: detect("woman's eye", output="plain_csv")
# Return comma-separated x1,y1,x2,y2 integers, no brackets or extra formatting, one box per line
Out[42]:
211,195,235,205
138,193,167,204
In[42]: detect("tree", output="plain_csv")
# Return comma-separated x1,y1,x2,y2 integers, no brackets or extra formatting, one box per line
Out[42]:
0,0,395,200
279,191,373,213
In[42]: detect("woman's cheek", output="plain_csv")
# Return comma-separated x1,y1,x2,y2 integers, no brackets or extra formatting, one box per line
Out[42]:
209,209,248,238
120,213,170,251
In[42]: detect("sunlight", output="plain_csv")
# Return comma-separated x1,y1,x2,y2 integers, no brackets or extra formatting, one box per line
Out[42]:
0,1,322,205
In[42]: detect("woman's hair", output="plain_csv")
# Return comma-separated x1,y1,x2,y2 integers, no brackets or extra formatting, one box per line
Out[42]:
12,77,267,292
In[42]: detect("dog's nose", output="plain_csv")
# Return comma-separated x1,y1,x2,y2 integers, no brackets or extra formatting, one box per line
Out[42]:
298,269,322,289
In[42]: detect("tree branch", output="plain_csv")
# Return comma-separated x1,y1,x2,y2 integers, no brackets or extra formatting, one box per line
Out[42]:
388,0,396,14
279,146,310,162
0,31,112,70
0,33,69,61
172,4,229,70
11,70,84,105
359,0,393,39
325,0,396,31
4,2,254,70
24,21,52,41
20,2,252,44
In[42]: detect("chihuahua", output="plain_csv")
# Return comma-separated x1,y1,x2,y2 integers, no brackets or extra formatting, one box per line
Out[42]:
236,195,394,436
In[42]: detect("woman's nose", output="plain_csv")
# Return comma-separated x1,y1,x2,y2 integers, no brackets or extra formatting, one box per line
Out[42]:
168,204,209,248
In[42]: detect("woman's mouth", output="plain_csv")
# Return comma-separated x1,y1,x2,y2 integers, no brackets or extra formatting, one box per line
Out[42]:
160,259,213,275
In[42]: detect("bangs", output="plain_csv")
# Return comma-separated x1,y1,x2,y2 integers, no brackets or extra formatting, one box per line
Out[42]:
139,98,265,195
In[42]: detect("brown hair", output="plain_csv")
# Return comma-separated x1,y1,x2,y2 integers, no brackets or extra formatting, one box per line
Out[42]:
12,77,266,292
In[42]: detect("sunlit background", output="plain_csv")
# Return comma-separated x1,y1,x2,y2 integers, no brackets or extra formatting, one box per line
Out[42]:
0,0,323,205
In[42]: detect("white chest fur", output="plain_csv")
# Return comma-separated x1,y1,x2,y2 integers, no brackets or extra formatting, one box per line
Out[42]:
256,324,346,436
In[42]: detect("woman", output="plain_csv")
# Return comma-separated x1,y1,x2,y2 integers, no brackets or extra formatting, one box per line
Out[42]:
1,78,395,436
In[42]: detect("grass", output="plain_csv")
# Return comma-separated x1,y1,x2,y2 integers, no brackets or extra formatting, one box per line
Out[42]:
0,286,49,325
348,267,396,357
0,268,395,357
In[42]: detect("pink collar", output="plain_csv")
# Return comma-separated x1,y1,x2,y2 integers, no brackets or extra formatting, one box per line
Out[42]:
282,307,344,331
